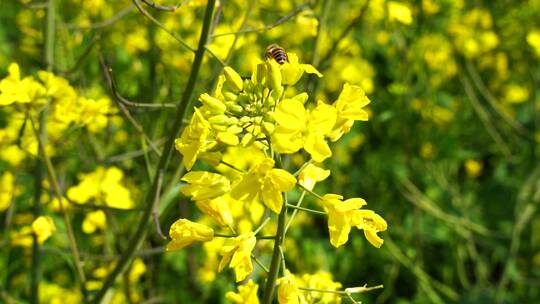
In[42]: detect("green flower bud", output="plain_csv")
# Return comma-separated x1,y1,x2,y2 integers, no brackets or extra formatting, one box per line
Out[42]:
223,91,239,102
199,93,226,113
224,67,243,93
227,125,243,134
266,60,282,91
208,115,231,125
253,63,266,84
217,131,239,146
240,133,255,147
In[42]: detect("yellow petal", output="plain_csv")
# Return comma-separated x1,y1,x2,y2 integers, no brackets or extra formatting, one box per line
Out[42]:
274,99,307,131
303,133,332,162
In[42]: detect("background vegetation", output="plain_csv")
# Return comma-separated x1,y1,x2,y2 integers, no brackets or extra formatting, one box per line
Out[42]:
1,0,540,303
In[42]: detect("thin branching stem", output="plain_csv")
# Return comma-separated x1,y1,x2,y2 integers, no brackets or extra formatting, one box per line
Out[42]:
31,0,56,301
91,1,216,302
286,203,326,216
211,2,309,38
29,116,88,299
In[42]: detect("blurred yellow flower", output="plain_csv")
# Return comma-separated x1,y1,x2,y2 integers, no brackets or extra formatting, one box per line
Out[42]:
388,1,413,25
226,280,260,304
465,159,483,178
527,29,540,56
277,272,302,304
67,167,134,209
0,144,26,166
0,63,46,105
82,210,107,234
0,171,15,212
32,215,56,244
504,84,530,104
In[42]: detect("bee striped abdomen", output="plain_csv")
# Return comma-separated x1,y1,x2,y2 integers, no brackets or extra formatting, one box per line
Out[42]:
266,44,288,65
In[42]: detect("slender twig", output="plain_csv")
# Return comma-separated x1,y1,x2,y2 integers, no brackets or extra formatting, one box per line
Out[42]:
497,166,540,295
306,0,333,95
211,3,309,38
91,1,217,302
133,0,195,52
464,60,531,138
285,203,326,216
460,74,512,159
209,0,224,37
31,1,56,301
318,0,371,70
141,0,185,11
99,55,163,157
152,173,167,239
252,254,270,273
399,178,494,237
107,137,167,163
297,183,324,200
101,61,176,108
61,35,101,76
385,238,458,301
284,190,306,234
131,0,226,66
253,217,271,235
29,117,88,297
66,5,134,30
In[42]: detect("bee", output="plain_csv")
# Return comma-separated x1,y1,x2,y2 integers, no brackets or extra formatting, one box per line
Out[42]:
265,44,288,65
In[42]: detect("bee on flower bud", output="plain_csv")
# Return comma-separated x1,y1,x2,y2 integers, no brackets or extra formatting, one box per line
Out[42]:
265,44,288,65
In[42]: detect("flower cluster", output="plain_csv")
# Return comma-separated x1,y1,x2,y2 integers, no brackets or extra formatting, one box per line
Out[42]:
66,166,135,210
167,52,387,301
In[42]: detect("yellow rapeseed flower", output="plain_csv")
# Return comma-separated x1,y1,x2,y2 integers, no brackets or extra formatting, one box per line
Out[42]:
181,171,231,201
226,280,260,304
0,171,15,212
231,158,296,213
280,53,322,86
321,194,387,248
277,272,303,304
0,63,46,105
298,164,330,191
388,1,413,25
32,216,56,244
166,218,214,251
82,210,107,234
272,99,337,162
328,83,371,142
175,108,213,170
218,232,256,282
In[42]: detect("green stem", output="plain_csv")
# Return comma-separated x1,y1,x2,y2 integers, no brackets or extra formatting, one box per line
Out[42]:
31,0,56,302
284,191,306,234
29,117,88,298
285,203,326,216
91,1,216,302
261,194,287,304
